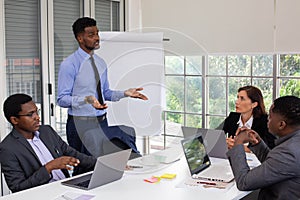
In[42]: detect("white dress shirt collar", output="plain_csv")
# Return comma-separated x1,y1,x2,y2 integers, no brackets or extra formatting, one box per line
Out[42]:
237,114,253,128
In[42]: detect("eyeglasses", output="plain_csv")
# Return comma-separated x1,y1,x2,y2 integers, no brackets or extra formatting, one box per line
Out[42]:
16,109,41,118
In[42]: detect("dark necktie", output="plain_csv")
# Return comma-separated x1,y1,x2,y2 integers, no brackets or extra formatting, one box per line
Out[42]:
90,55,104,105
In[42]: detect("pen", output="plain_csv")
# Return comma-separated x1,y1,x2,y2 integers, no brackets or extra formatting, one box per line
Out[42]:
197,181,217,185
54,148,60,156
128,165,143,168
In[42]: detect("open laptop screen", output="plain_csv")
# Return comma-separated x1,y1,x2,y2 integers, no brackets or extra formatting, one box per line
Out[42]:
181,135,211,175
181,126,228,159
61,149,131,190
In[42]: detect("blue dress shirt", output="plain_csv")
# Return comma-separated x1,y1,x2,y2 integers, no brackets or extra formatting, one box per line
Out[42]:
57,47,125,116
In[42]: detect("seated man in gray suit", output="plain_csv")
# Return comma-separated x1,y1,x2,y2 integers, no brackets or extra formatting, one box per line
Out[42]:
0,93,96,193
227,96,300,200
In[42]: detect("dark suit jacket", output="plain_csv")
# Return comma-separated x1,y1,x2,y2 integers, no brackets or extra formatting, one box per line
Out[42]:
222,112,276,149
227,130,300,199
0,125,96,193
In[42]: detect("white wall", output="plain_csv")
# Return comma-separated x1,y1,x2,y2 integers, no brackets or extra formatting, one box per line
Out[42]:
125,0,142,31
135,0,300,54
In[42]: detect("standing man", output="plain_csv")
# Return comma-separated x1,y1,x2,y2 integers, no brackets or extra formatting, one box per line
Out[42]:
227,96,300,199
0,94,96,193
57,17,148,159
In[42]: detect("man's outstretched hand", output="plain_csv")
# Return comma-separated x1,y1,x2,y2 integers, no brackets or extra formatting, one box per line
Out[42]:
125,88,148,100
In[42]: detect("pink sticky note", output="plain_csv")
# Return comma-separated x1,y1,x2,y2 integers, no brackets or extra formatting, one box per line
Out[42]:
144,176,160,183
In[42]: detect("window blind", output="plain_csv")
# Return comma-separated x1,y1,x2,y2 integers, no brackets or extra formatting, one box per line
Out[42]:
5,0,40,58
95,0,120,31
5,0,41,101
141,0,274,54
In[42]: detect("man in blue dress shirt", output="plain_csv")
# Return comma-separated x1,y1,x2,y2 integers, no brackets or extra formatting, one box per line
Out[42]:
57,17,148,163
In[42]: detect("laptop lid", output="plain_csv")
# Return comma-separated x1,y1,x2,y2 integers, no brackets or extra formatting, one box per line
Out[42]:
181,135,211,176
181,126,228,159
61,149,131,190
181,135,234,183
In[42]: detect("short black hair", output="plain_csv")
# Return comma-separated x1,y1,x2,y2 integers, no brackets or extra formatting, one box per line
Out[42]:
272,96,300,127
3,93,32,124
72,17,97,39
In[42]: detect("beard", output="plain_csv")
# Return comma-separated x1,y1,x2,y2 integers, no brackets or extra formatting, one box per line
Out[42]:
85,45,95,51
85,42,100,51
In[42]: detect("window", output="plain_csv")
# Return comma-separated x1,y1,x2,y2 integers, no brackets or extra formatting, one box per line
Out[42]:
207,55,274,128
95,0,120,31
5,0,41,119
279,55,300,97
165,56,203,128
155,53,299,151
53,0,82,136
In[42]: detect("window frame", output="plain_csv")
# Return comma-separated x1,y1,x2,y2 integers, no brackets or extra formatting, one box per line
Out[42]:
162,53,300,144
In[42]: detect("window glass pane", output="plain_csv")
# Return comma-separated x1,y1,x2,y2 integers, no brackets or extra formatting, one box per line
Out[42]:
207,116,225,129
186,56,202,75
165,56,184,74
228,55,251,76
112,1,120,31
280,54,300,77
54,0,80,76
253,55,273,76
166,76,184,111
54,0,81,135
279,78,300,97
185,114,202,128
165,112,184,125
186,77,202,113
208,56,226,75
252,78,273,111
207,77,226,115
228,77,251,111
95,0,111,31
5,0,41,106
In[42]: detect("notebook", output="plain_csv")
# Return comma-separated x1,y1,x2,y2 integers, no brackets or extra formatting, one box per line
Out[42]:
181,127,228,159
61,149,131,190
181,135,234,183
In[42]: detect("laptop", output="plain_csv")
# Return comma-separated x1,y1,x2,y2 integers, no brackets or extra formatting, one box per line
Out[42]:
181,127,228,159
61,149,131,190
181,135,234,183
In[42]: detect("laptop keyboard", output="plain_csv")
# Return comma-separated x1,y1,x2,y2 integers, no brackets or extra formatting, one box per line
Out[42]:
75,179,90,188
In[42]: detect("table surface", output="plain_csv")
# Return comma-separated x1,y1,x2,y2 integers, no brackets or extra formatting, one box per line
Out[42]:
0,146,260,200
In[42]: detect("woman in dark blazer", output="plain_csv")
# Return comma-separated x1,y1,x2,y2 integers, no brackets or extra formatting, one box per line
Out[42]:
222,86,276,149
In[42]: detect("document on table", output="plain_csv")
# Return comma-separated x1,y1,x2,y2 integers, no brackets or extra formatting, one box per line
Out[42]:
176,177,235,190
54,191,95,200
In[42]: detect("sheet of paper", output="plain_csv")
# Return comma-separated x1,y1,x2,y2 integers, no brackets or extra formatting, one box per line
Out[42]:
176,177,235,190
54,191,95,200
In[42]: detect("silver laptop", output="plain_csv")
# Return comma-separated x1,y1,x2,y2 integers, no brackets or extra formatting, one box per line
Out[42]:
181,126,228,159
61,149,131,190
181,135,234,183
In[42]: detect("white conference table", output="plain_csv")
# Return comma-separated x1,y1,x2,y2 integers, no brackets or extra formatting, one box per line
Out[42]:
0,146,259,200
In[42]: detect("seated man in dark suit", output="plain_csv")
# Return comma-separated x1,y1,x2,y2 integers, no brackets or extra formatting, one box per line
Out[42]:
227,96,300,199
0,93,96,193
